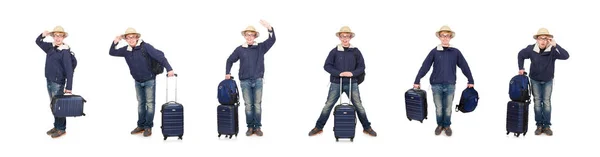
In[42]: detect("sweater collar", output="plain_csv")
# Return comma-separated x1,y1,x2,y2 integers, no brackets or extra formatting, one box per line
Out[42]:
127,39,143,52
52,43,70,50
436,44,453,51
242,41,258,48
533,43,552,53
337,44,355,51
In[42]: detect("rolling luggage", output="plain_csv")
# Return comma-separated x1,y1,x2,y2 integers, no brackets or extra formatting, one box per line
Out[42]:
333,77,357,142
405,88,427,123
217,104,239,138
51,94,86,117
506,101,529,137
161,74,184,140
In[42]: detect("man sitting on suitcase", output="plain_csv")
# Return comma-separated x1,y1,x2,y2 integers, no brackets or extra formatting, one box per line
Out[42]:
109,28,176,137
308,26,377,137
36,26,75,138
518,28,570,136
413,25,475,136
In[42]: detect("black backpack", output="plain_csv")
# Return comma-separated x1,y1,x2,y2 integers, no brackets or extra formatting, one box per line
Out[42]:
353,51,365,85
69,51,77,71
140,43,165,75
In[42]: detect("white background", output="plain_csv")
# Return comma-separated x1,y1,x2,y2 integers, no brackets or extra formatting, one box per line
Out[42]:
0,0,597,156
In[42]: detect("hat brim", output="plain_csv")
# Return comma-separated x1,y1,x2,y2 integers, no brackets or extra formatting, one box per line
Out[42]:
436,31,455,38
336,32,355,38
241,30,259,37
533,34,553,39
122,33,142,38
50,31,68,37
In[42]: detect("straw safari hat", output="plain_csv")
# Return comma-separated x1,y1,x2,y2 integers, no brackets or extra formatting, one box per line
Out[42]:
533,28,553,39
436,25,455,38
241,26,259,37
336,26,355,38
50,26,68,37
122,27,141,38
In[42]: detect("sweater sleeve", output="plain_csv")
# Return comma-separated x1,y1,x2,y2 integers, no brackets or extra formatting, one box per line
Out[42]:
324,49,342,76
226,48,240,74
414,50,435,84
62,50,74,90
144,43,173,71
109,42,127,57
517,47,530,70
36,34,52,53
351,49,365,76
553,44,570,60
259,28,276,54
456,50,474,84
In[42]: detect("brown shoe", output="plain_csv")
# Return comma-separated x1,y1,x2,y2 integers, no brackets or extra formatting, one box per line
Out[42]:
47,128,58,135
308,127,323,136
143,128,152,137
246,128,254,136
130,127,144,134
254,128,263,136
51,130,66,138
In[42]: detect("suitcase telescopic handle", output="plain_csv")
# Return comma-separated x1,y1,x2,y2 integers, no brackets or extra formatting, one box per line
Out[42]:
166,74,178,102
338,77,353,106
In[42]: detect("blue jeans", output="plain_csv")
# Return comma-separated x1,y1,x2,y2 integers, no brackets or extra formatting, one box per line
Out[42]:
530,79,553,128
431,84,455,127
315,83,372,130
47,80,66,131
240,78,263,129
135,79,156,129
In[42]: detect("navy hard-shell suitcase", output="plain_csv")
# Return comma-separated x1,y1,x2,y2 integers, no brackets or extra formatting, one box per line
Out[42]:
161,74,184,140
217,104,239,138
51,94,86,117
506,101,529,137
405,88,427,123
333,78,357,142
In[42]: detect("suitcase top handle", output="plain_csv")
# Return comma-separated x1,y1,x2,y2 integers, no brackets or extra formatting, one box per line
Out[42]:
166,74,178,102
338,77,353,106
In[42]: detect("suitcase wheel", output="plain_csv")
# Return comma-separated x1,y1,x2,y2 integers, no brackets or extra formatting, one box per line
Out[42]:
514,133,520,137
350,138,354,142
178,136,182,140
335,137,339,142
229,135,232,139
419,120,423,123
506,131,509,135
218,134,222,137
235,134,238,137
523,132,527,136
163,136,167,140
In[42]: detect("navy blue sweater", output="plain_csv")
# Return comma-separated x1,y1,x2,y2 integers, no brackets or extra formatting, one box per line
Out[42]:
226,28,276,80
109,41,173,82
324,45,365,84
36,34,74,90
518,44,569,81
414,46,474,85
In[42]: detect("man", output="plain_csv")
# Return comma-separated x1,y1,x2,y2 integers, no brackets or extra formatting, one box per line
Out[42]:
308,26,377,137
109,27,175,137
413,25,475,136
36,25,75,138
518,28,569,136
225,20,276,136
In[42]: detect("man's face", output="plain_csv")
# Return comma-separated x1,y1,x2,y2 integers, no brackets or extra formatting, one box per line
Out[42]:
438,31,452,46
536,35,550,49
244,31,257,44
338,33,352,47
52,33,65,45
125,34,139,47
